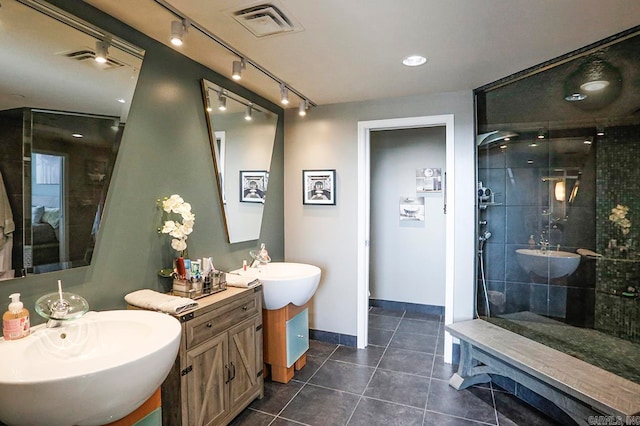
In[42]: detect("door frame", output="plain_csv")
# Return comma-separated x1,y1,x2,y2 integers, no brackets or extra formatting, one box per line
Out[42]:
357,114,455,363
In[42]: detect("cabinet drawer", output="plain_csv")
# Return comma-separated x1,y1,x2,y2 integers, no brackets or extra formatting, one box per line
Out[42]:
186,293,259,349
285,308,309,367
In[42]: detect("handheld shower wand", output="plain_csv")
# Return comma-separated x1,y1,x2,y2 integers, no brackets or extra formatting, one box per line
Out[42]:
477,230,492,318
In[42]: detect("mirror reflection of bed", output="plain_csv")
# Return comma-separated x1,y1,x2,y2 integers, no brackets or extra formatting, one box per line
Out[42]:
31,153,65,272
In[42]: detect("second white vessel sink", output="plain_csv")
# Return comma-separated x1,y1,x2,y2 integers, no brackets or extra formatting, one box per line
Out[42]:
0,310,181,426
237,262,321,310
516,248,580,278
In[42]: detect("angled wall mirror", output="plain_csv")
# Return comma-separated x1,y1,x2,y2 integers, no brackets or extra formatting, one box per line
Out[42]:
0,0,145,280
201,80,277,243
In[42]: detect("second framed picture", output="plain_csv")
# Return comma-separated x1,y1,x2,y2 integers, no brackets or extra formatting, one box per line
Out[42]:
303,169,336,205
240,170,268,203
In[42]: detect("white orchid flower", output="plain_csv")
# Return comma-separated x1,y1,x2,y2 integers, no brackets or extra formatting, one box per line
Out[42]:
174,202,192,216
171,238,187,252
161,220,178,234
163,194,184,213
159,194,195,255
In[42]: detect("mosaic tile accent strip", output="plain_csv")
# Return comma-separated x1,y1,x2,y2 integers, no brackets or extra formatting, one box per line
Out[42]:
595,125,640,342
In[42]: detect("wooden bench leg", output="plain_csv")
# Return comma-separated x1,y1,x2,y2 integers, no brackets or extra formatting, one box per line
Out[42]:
449,341,492,390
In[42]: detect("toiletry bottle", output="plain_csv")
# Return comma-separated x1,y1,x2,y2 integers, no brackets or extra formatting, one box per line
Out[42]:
3,293,30,340
528,235,536,249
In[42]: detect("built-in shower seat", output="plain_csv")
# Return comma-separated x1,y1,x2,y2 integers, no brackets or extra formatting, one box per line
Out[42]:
446,319,640,426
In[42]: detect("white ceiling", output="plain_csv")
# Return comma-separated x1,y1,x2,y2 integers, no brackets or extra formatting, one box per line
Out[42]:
56,1,640,108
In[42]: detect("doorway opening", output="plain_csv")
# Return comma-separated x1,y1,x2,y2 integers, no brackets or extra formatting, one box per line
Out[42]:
357,115,455,363
31,152,67,272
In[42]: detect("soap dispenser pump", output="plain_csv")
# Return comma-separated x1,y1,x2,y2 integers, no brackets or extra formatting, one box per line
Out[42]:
3,293,30,340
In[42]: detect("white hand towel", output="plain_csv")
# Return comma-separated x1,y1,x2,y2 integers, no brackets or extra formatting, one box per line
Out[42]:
125,289,198,314
225,274,259,288
577,248,602,258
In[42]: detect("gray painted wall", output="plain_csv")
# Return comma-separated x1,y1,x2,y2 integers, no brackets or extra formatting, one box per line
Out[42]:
370,127,446,306
0,1,284,322
284,91,475,338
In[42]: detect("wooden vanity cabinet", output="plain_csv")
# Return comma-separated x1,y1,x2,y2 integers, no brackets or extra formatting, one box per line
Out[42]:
162,286,264,426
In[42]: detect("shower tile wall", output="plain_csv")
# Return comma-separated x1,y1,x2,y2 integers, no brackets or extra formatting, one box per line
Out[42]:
594,125,640,342
478,134,596,326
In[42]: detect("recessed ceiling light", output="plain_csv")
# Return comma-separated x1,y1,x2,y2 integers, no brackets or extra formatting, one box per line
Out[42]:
402,55,427,67
72,133,83,138
527,160,533,164
117,98,126,104
580,80,609,92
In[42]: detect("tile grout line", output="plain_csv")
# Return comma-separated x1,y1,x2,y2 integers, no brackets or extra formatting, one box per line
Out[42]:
268,343,341,425
344,309,406,425
421,316,443,425
490,382,500,426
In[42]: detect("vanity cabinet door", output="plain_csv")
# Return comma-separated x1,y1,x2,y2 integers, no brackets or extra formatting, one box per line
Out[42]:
286,309,309,367
185,333,229,426
228,316,263,412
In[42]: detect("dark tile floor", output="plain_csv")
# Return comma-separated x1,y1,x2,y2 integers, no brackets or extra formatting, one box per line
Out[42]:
230,307,562,426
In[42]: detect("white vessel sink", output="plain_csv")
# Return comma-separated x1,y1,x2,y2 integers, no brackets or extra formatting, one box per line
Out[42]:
0,310,181,426
516,248,581,278
237,262,321,310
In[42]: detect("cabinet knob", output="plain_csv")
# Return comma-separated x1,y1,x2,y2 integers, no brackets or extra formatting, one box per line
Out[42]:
297,334,305,339
242,305,248,311
206,322,212,328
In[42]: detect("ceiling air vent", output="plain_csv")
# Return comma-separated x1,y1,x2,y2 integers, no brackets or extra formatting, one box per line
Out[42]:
63,49,125,70
232,3,302,37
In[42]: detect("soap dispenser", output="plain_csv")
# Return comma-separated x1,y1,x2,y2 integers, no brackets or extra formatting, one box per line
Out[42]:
528,235,536,249
3,293,30,340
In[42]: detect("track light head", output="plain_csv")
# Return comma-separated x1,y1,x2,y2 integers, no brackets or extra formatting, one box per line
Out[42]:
95,40,109,63
280,84,289,105
218,95,227,111
298,99,308,116
232,59,245,80
170,19,188,46
245,105,253,121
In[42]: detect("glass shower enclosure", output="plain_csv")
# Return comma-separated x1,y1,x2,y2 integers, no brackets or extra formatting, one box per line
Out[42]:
475,25,640,383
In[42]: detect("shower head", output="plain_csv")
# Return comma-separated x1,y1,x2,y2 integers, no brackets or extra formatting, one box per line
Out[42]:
477,130,518,147
479,231,492,242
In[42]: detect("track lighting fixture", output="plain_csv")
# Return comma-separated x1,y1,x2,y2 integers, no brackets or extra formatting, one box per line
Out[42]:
298,99,308,116
156,2,315,108
217,95,227,111
95,40,109,63
280,84,289,105
245,105,253,121
170,19,188,46
205,93,213,112
232,59,245,80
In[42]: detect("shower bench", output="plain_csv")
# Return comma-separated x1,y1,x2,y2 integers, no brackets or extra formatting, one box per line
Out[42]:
445,319,640,426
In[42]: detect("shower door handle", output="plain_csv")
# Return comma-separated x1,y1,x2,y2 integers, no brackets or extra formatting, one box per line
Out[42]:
443,172,447,214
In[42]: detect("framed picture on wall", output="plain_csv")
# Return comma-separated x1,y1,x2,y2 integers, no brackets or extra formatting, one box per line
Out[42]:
416,167,442,192
399,197,425,221
303,169,336,205
240,170,268,203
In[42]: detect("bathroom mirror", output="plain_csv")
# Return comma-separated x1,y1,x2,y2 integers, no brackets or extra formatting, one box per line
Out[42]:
201,80,277,243
0,0,145,279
